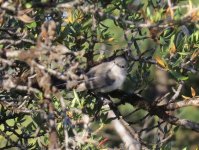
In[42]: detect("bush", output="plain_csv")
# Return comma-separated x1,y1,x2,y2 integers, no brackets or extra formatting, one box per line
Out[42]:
0,0,199,149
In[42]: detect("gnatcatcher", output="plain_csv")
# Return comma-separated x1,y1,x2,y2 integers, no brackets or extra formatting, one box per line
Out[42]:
76,57,127,93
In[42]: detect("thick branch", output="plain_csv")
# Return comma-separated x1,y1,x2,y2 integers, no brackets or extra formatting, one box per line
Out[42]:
167,98,199,110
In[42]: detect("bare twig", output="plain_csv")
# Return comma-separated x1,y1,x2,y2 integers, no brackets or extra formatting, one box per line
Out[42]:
106,104,141,150
169,82,184,102
167,98,199,110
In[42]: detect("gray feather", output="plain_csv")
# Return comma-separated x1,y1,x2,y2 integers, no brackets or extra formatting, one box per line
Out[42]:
76,57,127,93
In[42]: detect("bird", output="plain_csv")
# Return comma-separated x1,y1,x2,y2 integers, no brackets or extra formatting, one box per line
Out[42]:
75,57,128,93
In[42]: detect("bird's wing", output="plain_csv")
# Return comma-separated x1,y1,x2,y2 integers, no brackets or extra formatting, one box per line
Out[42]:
85,65,115,91
86,62,108,76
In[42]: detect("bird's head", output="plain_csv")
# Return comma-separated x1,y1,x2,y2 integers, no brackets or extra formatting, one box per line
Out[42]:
113,57,127,69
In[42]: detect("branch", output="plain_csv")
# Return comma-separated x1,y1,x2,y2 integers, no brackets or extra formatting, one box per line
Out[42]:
108,91,199,132
104,104,141,150
167,97,199,110
157,112,199,132
96,6,199,28
169,83,184,102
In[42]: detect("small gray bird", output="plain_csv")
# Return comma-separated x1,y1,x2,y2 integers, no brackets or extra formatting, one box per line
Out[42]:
76,57,127,93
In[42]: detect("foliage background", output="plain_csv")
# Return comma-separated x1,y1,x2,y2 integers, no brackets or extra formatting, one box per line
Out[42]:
0,0,199,149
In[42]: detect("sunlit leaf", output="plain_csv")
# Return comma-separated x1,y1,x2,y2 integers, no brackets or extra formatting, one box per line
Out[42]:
26,21,37,28
25,3,32,9
191,50,199,60
155,56,167,69
169,43,176,55
190,11,199,21
182,147,188,150
182,95,190,100
72,90,82,108
107,37,114,42
191,87,196,97
6,119,15,126
64,9,83,23
146,7,151,17
66,111,73,118
167,7,174,19
178,52,190,55
195,145,199,150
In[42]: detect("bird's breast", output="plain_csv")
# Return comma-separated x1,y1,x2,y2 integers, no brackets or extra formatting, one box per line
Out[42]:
111,66,127,86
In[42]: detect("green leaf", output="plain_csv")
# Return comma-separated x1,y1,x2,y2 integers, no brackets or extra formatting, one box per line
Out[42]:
170,71,189,81
178,52,190,56
26,22,37,29
163,28,175,38
174,126,180,132
25,3,32,9
72,90,82,108
146,7,151,16
172,58,182,68
159,36,166,45
6,119,15,127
